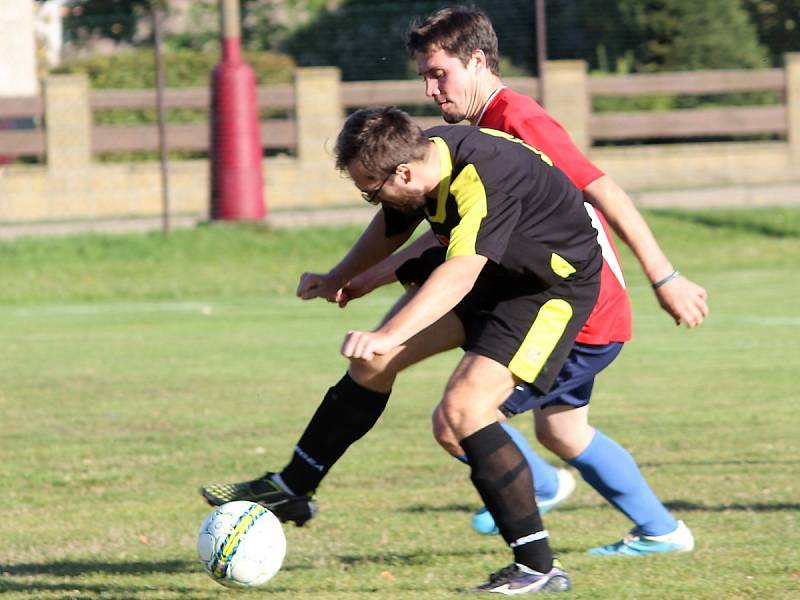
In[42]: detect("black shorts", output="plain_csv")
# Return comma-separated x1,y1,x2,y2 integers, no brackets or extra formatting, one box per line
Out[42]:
396,245,601,394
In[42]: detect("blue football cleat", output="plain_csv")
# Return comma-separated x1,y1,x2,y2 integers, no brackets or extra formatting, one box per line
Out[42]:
588,520,694,556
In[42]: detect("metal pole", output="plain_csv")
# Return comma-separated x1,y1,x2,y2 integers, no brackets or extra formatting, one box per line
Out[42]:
153,5,170,234
535,0,547,105
221,0,241,39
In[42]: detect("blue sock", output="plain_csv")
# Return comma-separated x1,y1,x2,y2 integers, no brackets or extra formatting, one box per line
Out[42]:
457,423,558,499
567,429,677,536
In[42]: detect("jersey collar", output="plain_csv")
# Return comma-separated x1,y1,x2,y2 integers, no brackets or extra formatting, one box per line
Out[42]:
475,85,507,126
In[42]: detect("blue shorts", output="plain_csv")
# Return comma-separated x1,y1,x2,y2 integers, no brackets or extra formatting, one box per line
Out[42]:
500,342,624,415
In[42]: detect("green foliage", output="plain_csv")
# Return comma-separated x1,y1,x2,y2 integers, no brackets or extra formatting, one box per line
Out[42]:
54,48,295,88
284,0,540,81
617,0,769,72
62,0,153,45
742,0,800,63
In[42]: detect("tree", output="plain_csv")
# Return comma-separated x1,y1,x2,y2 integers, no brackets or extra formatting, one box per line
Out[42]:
742,0,800,64
61,0,153,46
617,0,768,72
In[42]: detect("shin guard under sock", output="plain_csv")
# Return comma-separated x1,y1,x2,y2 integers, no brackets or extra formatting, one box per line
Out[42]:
456,423,559,499
280,373,390,495
461,422,552,572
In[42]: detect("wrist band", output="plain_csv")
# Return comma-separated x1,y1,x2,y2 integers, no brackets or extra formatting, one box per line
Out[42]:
652,270,680,289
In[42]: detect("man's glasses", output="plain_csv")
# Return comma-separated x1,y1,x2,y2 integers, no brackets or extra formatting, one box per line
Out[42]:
361,172,393,205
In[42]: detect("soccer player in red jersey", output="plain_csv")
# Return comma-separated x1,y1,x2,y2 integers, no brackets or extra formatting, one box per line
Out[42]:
393,5,707,555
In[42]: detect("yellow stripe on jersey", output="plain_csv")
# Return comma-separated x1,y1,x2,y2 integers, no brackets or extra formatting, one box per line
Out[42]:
550,253,577,278
508,299,573,383
478,127,554,166
447,164,488,259
427,137,453,224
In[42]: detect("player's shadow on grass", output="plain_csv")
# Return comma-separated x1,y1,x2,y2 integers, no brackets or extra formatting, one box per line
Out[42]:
335,546,490,568
0,560,202,597
400,502,474,514
664,500,800,513
400,502,585,515
0,578,199,596
2,559,194,577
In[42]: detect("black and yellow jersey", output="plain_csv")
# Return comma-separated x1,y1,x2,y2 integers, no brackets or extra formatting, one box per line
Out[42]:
385,125,599,287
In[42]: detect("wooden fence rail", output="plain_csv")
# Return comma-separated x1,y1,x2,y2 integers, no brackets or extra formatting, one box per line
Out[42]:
1,57,798,225
0,61,795,159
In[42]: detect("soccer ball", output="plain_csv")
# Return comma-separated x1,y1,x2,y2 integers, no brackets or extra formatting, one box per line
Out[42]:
197,500,286,588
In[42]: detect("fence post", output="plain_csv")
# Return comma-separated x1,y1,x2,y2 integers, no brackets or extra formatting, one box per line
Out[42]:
786,53,800,163
44,74,92,173
542,60,590,151
294,67,343,163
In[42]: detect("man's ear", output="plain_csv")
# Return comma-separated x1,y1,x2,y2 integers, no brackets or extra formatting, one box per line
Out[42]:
396,163,413,184
470,49,486,70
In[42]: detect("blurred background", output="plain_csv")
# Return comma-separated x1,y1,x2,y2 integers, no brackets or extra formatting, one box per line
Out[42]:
0,0,798,232
36,0,798,79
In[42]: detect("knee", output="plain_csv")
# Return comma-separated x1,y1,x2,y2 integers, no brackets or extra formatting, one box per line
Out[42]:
534,426,564,456
347,355,396,391
535,418,593,460
431,405,462,456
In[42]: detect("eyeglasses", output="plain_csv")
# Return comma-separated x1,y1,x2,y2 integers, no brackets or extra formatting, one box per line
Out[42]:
361,172,393,205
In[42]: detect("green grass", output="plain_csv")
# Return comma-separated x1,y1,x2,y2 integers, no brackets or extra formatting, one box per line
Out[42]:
1,208,799,599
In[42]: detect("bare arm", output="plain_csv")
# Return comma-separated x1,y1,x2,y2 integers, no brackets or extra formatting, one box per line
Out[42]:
583,175,708,327
297,211,419,302
337,229,441,306
341,254,487,359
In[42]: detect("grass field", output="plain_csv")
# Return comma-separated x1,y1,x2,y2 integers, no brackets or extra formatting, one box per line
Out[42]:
1,208,799,599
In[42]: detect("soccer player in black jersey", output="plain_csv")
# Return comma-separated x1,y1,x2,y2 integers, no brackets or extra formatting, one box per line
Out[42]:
203,106,606,593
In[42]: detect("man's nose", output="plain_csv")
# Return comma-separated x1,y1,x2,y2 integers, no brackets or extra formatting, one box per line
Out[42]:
424,78,439,97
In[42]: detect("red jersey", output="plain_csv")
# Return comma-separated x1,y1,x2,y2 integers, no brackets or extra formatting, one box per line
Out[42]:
478,87,632,344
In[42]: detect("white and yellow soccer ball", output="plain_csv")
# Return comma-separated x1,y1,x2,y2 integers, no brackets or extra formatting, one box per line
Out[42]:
197,500,286,588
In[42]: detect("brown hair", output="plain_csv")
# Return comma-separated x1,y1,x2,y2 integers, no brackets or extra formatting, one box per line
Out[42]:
407,5,500,76
335,106,429,176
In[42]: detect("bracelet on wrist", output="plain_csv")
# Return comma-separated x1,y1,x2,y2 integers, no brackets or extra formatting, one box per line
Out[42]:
652,270,680,289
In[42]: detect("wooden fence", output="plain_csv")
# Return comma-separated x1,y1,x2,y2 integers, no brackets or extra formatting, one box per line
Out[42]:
0,64,791,160
0,57,798,227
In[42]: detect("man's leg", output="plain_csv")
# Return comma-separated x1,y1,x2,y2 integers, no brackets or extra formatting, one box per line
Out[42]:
200,293,465,523
442,353,569,593
432,404,568,537
535,404,693,554
431,407,560,500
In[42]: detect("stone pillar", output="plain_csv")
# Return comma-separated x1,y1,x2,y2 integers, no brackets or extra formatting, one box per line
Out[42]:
294,67,342,163
44,74,92,172
542,60,590,152
0,0,38,96
786,53,800,163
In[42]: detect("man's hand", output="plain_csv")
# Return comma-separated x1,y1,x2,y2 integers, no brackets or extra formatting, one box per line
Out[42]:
336,272,376,307
654,275,709,327
340,330,398,360
296,272,344,303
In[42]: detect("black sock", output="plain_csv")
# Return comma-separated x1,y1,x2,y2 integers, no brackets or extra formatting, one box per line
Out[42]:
460,422,553,573
280,373,390,495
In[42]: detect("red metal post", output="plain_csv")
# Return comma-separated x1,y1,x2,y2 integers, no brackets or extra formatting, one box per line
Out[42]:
210,0,265,220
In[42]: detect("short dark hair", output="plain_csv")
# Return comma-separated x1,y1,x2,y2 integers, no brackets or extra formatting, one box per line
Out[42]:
335,106,429,176
407,5,500,76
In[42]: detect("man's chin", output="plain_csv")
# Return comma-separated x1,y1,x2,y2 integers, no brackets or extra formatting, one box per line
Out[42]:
440,109,467,124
